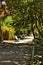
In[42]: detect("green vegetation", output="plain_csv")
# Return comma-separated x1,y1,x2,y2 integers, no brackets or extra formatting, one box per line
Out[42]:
0,0,43,64
31,60,41,65
0,0,43,41
31,56,42,65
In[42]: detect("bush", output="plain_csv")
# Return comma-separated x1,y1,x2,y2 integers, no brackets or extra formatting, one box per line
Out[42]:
2,24,15,40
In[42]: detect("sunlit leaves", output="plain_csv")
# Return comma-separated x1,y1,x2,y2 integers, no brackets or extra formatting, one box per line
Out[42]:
3,16,13,27
1,0,43,40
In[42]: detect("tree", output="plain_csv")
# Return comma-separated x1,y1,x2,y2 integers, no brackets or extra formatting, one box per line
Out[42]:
1,0,43,41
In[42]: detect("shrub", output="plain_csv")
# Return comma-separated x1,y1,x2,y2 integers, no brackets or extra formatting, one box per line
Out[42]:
2,24,15,40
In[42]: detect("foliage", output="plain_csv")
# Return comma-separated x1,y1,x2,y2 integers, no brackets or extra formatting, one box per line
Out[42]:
2,23,15,40
0,0,43,40
31,60,41,65
6,0,43,39
31,55,42,65
3,16,13,27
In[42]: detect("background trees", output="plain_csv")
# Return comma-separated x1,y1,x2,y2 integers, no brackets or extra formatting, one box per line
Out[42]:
1,0,43,41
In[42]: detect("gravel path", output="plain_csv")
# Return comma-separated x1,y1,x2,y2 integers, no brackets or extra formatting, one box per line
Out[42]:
0,43,43,65
0,43,33,65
